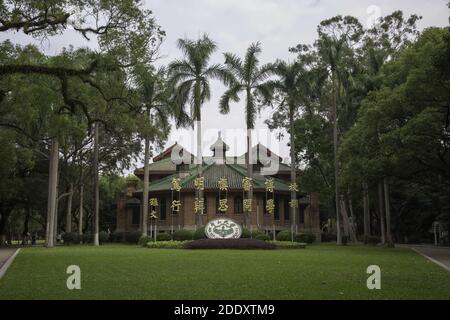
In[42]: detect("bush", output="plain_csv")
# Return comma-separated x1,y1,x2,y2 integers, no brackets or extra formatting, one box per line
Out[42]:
269,241,306,249
184,239,275,249
321,233,337,242
295,233,316,244
111,231,126,243
342,235,349,245
254,233,270,241
156,233,172,241
125,231,142,244
82,232,94,244
99,231,110,244
62,232,80,245
138,235,151,246
276,230,293,242
146,241,189,249
366,236,380,245
172,229,194,241
250,230,265,239
241,228,251,238
193,227,207,240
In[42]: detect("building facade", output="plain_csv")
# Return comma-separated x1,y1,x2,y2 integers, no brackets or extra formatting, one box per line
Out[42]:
116,134,321,238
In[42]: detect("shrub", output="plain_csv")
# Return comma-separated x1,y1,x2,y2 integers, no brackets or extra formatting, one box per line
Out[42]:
342,235,349,245
321,233,337,242
254,233,270,241
172,229,194,241
138,235,151,246
146,241,189,249
250,230,265,239
276,230,293,242
184,239,275,249
366,236,380,245
270,241,306,249
193,227,207,240
295,233,316,244
82,232,94,244
125,231,142,244
241,228,251,238
99,231,110,244
62,232,80,245
111,231,126,243
156,233,172,241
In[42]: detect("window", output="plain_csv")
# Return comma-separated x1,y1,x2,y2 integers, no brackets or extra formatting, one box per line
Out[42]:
274,197,280,220
132,206,140,225
284,198,290,221
234,196,243,214
298,206,304,224
160,197,166,220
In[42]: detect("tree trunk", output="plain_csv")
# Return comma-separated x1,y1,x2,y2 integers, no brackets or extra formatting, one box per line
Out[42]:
378,182,386,244
246,128,253,228
289,105,297,241
45,137,59,248
384,178,393,246
93,122,100,246
196,117,203,227
65,183,73,233
341,196,357,243
332,73,341,245
142,131,150,236
363,182,371,243
79,184,84,239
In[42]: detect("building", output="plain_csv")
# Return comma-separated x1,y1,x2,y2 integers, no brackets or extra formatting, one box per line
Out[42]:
116,133,321,238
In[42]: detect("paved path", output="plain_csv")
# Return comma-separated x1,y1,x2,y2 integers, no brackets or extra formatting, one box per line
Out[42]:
0,249,16,268
0,248,20,279
404,245,450,271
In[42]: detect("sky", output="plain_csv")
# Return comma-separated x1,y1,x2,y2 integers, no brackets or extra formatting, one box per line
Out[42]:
2,0,449,168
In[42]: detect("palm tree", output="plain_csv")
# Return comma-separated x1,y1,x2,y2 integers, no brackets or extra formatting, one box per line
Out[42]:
168,35,230,226
137,67,172,237
219,42,273,227
264,61,312,239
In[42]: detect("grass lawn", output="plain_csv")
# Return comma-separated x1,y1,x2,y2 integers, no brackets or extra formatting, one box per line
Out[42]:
0,244,449,300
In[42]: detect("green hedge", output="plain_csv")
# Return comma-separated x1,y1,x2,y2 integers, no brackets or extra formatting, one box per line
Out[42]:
62,232,80,245
276,230,293,242
193,227,207,240
172,229,194,241
254,233,270,241
125,231,142,244
146,241,189,249
156,233,172,241
295,233,316,244
269,241,306,249
241,228,251,238
99,231,110,244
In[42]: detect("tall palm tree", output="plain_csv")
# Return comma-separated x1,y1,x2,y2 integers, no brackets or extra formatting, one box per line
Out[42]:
137,67,171,237
168,35,230,226
265,61,313,239
219,42,273,227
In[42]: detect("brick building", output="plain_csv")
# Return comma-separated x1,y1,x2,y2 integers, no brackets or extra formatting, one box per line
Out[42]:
116,134,320,238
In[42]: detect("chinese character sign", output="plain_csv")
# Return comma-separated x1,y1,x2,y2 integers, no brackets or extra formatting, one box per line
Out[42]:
242,177,252,192
194,177,205,191
171,178,182,192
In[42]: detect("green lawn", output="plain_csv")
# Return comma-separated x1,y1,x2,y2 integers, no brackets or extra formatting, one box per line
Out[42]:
0,244,449,300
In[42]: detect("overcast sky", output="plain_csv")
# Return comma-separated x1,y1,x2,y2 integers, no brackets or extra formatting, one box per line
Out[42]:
2,0,449,167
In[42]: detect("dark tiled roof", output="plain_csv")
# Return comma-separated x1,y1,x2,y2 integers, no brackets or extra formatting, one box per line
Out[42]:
141,162,292,193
